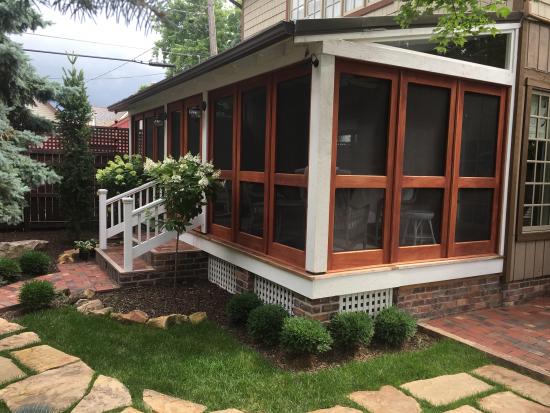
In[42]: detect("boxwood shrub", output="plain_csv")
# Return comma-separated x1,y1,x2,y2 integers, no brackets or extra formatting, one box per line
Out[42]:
0,258,21,283
374,307,417,347
280,317,333,356
19,251,51,276
329,311,374,351
226,292,263,325
19,279,56,311
247,304,289,346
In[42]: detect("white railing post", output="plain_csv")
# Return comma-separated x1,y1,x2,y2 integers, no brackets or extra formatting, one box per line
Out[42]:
122,197,134,271
98,189,108,250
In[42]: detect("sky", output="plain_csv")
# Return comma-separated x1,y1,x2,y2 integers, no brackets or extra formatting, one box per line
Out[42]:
10,5,165,108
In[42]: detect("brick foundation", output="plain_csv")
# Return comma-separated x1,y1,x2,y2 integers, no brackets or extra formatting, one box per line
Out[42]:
234,267,255,294
292,294,340,322
396,274,503,319
502,275,550,306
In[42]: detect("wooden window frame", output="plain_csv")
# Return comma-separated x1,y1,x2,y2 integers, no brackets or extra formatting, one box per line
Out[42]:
138,107,164,161
328,61,399,270
448,81,507,256
517,84,550,241
131,114,144,155
167,94,203,159
288,0,393,19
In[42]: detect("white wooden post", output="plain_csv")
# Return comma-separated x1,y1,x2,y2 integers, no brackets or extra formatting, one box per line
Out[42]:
200,91,209,234
98,189,108,250
305,53,335,274
122,197,134,271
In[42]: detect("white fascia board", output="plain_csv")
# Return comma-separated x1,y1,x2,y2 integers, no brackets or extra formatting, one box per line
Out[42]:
180,231,504,299
321,39,514,85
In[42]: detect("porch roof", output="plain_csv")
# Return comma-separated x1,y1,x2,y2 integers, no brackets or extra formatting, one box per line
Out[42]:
108,12,523,113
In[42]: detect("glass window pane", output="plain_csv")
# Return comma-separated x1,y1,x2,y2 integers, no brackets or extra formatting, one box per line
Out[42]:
133,119,143,155
399,188,443,246
213,180,232,227
170,111,181,159
337,74,391,176
240,87,266,171
213,96,233,170
239,182,264,237
187,106,201,156
145,118,154,159
275,75,311,174
274,186,307,250
455,189,493,242
459,92,500,177
333,188,384,252
403,84,450,176
156,125,164,160
540,95,549,117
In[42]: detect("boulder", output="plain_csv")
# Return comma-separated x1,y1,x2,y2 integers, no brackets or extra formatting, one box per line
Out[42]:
82,288,96,299
57,249,78,264
147,314,188,329
76,300,104,314
90,307,113,316
0,240,48,259
189,312,207,325
74,299,89,307
169,314,189,324
119,310,149,324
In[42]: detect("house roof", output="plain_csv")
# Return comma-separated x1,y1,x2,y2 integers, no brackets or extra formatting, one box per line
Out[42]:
91,106,126,126
29,99,57,122
108,12,523,112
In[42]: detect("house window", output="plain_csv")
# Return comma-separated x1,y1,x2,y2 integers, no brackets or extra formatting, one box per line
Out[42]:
291,0,305,19
306,0,322,18
169,109,181,159
168,95,202,159
344,0,363,12
523,91,550,232
133,108,165,161
330,61,506,269
145,118,154,159
132,118,143,155
325,0,342,17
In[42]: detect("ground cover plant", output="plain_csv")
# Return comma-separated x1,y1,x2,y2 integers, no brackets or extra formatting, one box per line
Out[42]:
4,307,507,413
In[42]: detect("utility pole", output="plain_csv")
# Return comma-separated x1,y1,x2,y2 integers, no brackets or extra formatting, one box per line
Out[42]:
207,0,218,56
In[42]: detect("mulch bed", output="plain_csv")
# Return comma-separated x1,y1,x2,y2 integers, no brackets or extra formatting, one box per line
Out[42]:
97,282,438,372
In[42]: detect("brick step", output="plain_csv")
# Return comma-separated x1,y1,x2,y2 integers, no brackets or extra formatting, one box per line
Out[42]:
95,241,208,288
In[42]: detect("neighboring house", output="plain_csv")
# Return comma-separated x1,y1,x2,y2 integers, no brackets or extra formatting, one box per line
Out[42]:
105,0,550,320
91,106,127,127
29,99,58,123
28,101,127,128
109,112,130,129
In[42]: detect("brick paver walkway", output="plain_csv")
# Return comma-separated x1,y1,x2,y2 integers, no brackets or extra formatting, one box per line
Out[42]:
422,297,550,380
0,261,118,311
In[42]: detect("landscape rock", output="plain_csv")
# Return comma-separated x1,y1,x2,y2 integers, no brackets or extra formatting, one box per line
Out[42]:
210,410,245,413
169,313,188,324
479,391,550,413
82,288,96,299
147,314,187,329
90,307,113,316
308,406,362,413
121,408,143,413
444,406,483,413
0,356,26,384
189,312,207,324
119,310,149,324
401,373,492,406
57,249,78,264
348,385,421,413
0,332,40,351
143,389,207,413
72,374,132,413
0,361,94,413
77,299,104,314
473,364,550,407
75,299,90,307
11,344,80,372
110,312,123,320
0,317,25,335
0,240,48,259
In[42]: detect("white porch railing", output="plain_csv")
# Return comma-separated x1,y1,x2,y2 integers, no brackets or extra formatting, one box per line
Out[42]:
98,180,201,272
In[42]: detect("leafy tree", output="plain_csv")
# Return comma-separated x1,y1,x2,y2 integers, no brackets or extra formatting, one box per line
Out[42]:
396,0,511,53
153,0,241,76
0,0,60,225
56,56,95,239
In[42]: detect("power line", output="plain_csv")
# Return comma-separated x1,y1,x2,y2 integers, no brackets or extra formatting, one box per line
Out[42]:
87,48,153,83
23,48,174,68
21,32,149,50
48,72,165,81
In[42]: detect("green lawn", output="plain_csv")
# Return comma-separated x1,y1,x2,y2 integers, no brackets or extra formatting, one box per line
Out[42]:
1,308,507,413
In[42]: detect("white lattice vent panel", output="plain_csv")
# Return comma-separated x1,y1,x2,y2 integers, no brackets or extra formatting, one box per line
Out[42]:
254,276,294,314
339,289,393,317
208,256,237,294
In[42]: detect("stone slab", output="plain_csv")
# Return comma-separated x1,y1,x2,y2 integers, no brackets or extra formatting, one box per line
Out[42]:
0,361,94,413
121,408,143,413
308,406,363,413
474,364,550,407
0,318,24,335
444,406,483,413
143,389,207,413
72,374,132,413
0,356,26,384
479,391,550,413
0,332,40,351
401,373,492,406
11,345,80,372
349,385,421,413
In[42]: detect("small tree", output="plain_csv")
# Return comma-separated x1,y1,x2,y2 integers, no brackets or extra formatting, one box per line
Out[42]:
146,154,221,289
56,56,95,239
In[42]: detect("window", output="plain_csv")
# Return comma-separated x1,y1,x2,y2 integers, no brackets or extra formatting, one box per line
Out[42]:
134,108,165,161
145,118,154,159
325,0,342,17
132,118,143,155
522,90,550,233
291,0,305,19
306,0,321,18
330,61,506,269
167,95,203,159
169,110,181,159
345,0,363,12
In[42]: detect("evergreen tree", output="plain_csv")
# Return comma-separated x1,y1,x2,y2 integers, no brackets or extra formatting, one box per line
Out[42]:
56,56,95,239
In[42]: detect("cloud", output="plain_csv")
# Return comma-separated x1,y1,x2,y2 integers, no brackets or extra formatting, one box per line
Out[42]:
10,5,165,107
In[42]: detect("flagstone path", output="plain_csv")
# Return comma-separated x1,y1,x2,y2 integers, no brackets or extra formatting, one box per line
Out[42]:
1,317,550,413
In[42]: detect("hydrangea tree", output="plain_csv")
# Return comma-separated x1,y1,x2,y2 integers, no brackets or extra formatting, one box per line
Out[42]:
146,154,221,287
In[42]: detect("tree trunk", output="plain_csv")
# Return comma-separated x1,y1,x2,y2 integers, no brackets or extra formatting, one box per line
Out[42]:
207,0,218,56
